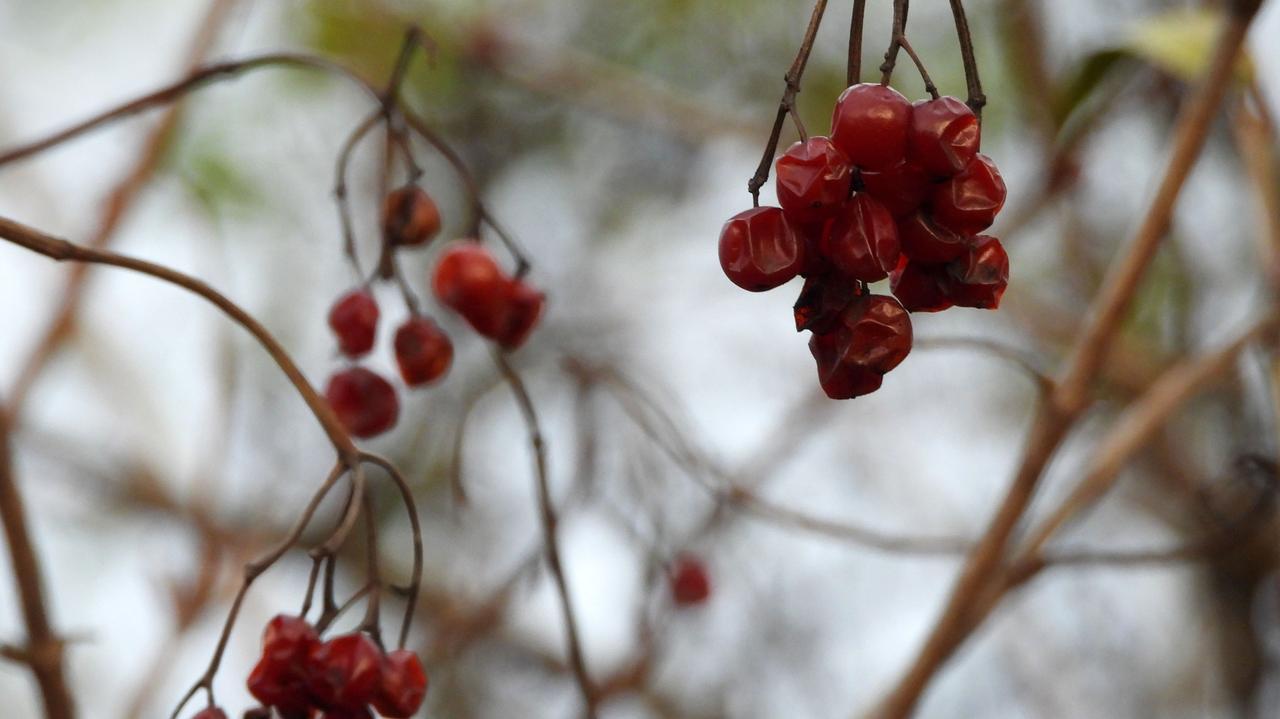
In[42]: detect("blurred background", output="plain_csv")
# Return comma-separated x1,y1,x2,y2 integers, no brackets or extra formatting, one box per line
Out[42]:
2,0,1280,717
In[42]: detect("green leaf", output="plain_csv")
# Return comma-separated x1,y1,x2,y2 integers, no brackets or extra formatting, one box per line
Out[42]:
1125,8,1253,84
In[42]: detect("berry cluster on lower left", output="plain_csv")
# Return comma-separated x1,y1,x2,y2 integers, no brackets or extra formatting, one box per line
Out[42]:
187,615,428,719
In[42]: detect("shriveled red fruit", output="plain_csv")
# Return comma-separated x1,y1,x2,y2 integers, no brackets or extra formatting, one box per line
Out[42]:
947,235,1009,309
433,241,515,337
830,83,912,171
262,615,319,667
859,161,931,218
247,658,312,717
493,279,546,349
394,316,453,386
908,97,980,178
930,154,1006,235
820,194,899,282
808,294,913,399
373,649,429,718
325,367,399,438
897,212,970,263
890,257,954,313
382,185,442,247
793,274,863,333
306,633,384,711
190,708,228,719
717,207,805,292
669,555,711,606
317,709,372,719
775,136,852,224
328,290,379,357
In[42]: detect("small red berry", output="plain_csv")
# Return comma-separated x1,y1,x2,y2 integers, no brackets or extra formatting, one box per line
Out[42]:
325,367,399,438
262,615,319,667
793,273,863,334
830,83,913,171
328,290,379,358
394,316,453,386
890,257,955,313
247,658,312,717
189,708,228,719
382,185,442,247
493,278,546,349
306,633,384,711
373,649,429,718
859,161,931,218
808,294,912,399
947,235,1009,309
930,154,1007,235
775,136,852,225
717,207,806,292
432,241,517,338
897,212,970,263
907,97,980,178
670,555,711,606
819,194,900,282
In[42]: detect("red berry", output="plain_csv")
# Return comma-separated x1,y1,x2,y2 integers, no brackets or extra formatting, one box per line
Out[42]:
930,154,1006,235
819,194,900,282
382,185,442,247
775,136,852,224
328,290,379,357
808,294,912,399
793,273,863,333
190,709,228,719
394,316,453,386
247,658,312,717
830,83,912,171
669,555,711,606
859,161,931,218
317,709,372,719
717,207,806,292
325,367,399,438
262,615,319,667
493,278,546,349
373,649,429,718
907,97,980,178
890,257,955,313
947,235,1009,309
897,212,970,263
305,633,384,711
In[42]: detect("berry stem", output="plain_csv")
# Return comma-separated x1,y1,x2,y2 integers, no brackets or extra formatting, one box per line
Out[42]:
333,110,381,280
847,0,866,86
494,351,598,717
878,0,909,84
897,35,939,100
747,0,829,206
948,0,987,119
360,452,426,649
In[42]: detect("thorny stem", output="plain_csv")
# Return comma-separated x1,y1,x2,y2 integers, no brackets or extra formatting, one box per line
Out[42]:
747,0,829,206
848,0,866,86
948,0,987,118
493,352,597,717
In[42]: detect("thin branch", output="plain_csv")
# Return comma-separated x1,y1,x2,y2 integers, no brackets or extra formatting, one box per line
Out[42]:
868,7,1264,716
848,0,866,86
358,453,425,649
948,0,986,118
493,352,596,717
897,36,939,100
747,0,829,206
332,110,382,280
0,406,74,719
878,0,909,84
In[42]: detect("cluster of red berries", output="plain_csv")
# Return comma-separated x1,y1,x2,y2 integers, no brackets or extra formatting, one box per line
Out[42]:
324,185,545,438
215,614,429,719
718,84,1009,399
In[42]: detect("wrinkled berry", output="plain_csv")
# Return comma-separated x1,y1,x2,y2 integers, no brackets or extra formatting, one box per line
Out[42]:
890,257,954,313
373,649,429,718
897,212,970,263
859,161,931,218
775,136,852,225
325,367,399,438
830,83,912,171
382,185,442,247
793,273,863,334
432,241,511,336
717,207,805,292
819,194,900,282
328,290,379,358
306,633,384,711
394,316,453,386
493,279,546,350
908,97,980,178
930,154,1006,235
808,294,912,399
947,235,1009,309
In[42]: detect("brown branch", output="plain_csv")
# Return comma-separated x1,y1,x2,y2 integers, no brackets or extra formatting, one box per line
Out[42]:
0,407,74,718
868,6,1263,716
847,0,866,86
493,352,596,716
948,0,986,118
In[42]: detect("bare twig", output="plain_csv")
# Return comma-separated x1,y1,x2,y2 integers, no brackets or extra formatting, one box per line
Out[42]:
948,0,986,118
848,0,866,86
